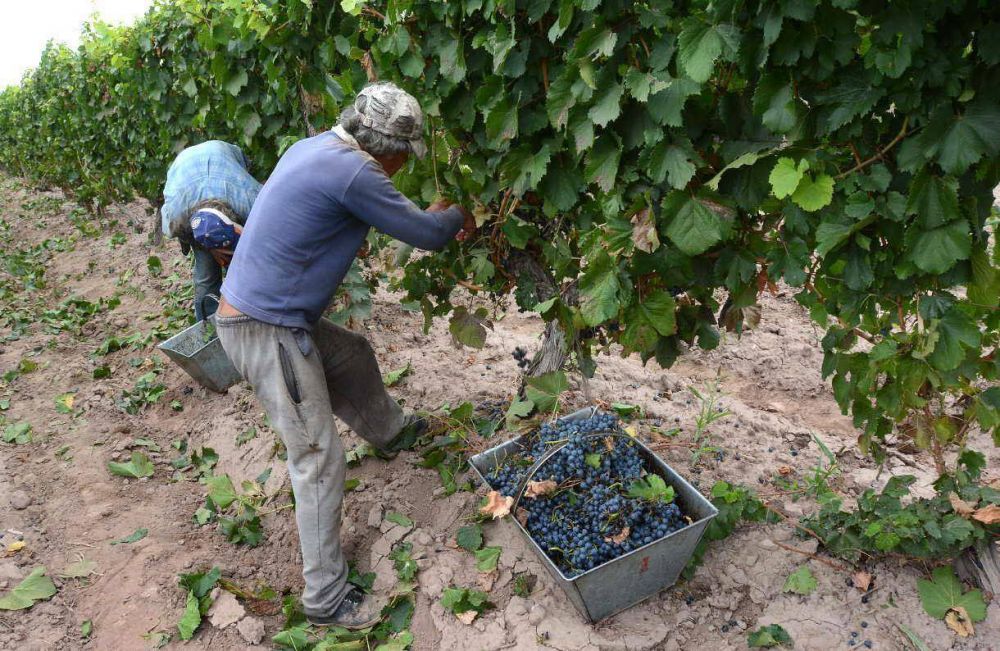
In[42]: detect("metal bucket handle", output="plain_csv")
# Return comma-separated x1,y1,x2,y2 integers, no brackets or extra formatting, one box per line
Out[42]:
511,431,636,510
200,294,221,323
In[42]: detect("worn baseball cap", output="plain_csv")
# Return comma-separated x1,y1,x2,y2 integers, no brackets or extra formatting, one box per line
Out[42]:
354,82,427,159
190,208,240,250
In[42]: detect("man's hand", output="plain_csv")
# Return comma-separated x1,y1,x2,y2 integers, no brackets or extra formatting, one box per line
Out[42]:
456,207,476,242
210,248,235,267
426,198,454,213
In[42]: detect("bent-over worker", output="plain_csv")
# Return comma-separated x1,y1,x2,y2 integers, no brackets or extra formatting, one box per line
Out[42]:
161,140,262,320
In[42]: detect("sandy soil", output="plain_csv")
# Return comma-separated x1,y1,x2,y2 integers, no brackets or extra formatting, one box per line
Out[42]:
0,175,997,651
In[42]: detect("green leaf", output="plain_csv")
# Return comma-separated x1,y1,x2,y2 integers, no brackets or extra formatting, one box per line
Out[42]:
54,391,76,414
386,512,414,528
648,142,696,189
584,135,621,192
206,475,238,509
111,528,148,545
546,71,577,129
178,567,221,598
93,365,111,379
917,566,987,622
906,173,959,229
456,524,484,552
59,558,97,578
448,306,491,349
638,291,677,336
627,474,675,503
588,82,623,127
107,451,154,479
223,69,248,97
0,567,57,610
146,255,162,276
665,196,727,255
383,362,413,387
782,566,817,595
677,21,723,83
907,219,971,274
747,624,793,648
81,619,92,638
578,252,622,326
506,397,534,423
647,78,701,127
791,174,834,212
3,421,32,444
485,98,518,148
524,371,569,413
927,308,981,371
768,157,807,199
474,546,502,572
177,591,202,641
585,452,602,469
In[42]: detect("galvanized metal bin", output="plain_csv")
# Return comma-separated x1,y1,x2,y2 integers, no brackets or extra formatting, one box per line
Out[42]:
469,408,718,623
158,315,241,394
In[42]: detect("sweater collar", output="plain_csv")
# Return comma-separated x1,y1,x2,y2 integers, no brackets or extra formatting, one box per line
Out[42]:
332,125,361,150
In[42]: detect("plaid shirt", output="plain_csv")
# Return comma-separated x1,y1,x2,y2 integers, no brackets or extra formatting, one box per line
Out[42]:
161,140,262,237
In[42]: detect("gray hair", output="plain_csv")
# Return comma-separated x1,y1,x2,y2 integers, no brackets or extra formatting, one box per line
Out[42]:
339,106,412,157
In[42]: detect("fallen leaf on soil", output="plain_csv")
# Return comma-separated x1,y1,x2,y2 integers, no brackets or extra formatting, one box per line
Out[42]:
852,571,873,592
524,480,558,499
624,425,638,438
778,466,792,476
456,610,477,625
971,504,1000,525
988,478,1000,490
477,569,498,592
604,527,630,545
948,492,977,517
4,541,25,556
60,557,97,578
480,491,513,519
945,606,975,637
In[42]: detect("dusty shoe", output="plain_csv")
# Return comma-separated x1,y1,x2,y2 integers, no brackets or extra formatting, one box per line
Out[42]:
375,414,428,460
306,589,382,630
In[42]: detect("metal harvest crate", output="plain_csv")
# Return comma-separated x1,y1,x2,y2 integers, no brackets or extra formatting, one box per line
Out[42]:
158,313,241,394
469,407,718,623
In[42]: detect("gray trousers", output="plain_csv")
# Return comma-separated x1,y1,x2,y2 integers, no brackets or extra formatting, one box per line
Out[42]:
216,315,404,616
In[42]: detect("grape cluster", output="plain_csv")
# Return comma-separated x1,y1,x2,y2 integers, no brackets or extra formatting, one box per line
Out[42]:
488,412,689,577
511,346,530,370
476,398,510,422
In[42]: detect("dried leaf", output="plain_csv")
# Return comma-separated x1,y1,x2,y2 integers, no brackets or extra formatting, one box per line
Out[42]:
778,465,793,476
624,425,638,438
515,508,529,527
604,526,630,545
477,569,498,592
852,571,873,592
604,437,615,452
60,558,97,579
971,504,1000,525
945,606,975,637
949,492,977,517
524,480,558,499
631,207,660,253
456,610,478,625
479,491,513,520
4,541,25,556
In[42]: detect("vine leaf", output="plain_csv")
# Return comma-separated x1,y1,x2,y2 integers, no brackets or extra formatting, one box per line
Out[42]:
665,195,727,255
107,452,154,479
448,306,491,349
948,492,977,517
972,504,1000,525
782,565,817,595
631,207,660,253
479,491,513,520
916,567,987,624
677,21,723,83
747,624,793,648
524,371,569,413
456,525,483,552
0,567,57,610
791,173,834,212
768,157,807,199
945,606,975,637
578,252,622,326
524,480,558,499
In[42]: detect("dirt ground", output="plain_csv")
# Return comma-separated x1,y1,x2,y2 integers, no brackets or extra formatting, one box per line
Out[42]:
0,175,997,651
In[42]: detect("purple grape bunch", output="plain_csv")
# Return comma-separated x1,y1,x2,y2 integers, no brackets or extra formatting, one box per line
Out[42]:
488,411,688,577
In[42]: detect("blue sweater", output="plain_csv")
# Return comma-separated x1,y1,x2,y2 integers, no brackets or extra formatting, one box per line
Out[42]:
222,131,463,329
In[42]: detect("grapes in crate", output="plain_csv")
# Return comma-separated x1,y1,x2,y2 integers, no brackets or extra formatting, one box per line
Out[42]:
487,411,690,577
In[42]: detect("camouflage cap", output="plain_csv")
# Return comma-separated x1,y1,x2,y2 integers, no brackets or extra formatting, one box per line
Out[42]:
354,82,427,159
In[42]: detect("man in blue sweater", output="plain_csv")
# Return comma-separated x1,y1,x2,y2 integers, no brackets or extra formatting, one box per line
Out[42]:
216,83,474,629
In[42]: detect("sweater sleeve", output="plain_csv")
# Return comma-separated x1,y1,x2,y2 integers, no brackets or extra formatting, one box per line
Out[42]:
340,161,464,251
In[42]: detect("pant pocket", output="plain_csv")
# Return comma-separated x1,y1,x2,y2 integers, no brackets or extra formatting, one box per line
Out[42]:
278,342,302,405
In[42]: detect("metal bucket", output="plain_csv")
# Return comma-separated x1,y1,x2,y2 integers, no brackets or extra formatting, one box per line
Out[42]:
157,312,241,394
469,407,718,623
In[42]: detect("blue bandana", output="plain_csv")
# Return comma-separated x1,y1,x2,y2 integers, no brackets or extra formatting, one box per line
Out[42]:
191,209,240,250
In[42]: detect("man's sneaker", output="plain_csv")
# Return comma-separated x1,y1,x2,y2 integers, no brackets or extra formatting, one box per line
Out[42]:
375,414,428,460
306,588,382,630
